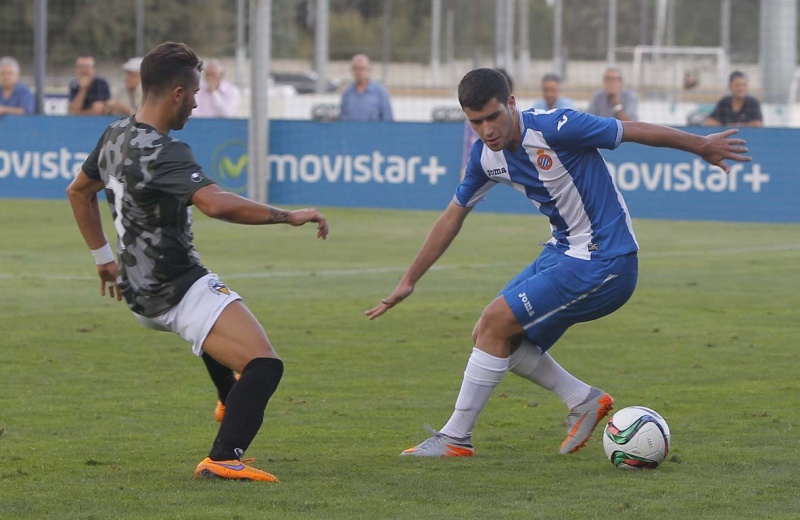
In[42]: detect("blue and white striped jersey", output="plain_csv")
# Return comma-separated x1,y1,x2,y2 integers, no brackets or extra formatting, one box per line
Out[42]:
456,108,639,261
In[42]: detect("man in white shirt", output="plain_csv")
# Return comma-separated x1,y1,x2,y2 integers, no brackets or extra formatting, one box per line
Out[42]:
193,59,241,118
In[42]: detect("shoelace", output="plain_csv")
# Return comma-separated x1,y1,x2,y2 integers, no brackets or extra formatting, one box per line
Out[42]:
416,425,470,447
422,424,439,437
407,425,446,450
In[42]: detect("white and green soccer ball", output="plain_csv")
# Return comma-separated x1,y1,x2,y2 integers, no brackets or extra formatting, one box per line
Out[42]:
602,406,671,469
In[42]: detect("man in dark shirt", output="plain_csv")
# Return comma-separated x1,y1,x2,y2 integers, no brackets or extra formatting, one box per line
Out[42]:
704,70,763,127
67,54,111,115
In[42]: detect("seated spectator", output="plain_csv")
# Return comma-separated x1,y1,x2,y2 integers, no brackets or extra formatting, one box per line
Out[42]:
587,67,638,121
683,70,699,91
104,56,142,116
339,54,393,121
531,73,575,111
703,71,763,127
68,54,111,115
193,59,241,118
0,56,35,115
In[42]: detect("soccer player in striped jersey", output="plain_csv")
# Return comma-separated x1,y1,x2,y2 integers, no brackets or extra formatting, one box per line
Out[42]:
366,68,750,457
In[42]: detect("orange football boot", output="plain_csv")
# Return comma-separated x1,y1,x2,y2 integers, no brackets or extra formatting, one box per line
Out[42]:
560,387,614,454
194,457,278,482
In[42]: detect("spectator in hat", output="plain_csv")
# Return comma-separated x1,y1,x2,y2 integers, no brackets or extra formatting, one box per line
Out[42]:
0,56,35,115
104,57,143,116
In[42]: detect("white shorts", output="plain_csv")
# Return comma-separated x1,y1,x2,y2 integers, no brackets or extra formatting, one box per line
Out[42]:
133,273,241,356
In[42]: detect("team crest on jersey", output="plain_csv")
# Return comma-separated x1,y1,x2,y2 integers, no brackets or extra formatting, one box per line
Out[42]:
208,278,230,295
536,149,553,170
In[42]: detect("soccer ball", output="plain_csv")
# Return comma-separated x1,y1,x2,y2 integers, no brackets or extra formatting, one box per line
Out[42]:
602,406,671,469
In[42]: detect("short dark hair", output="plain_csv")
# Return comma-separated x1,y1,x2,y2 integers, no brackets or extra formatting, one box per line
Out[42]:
458,68,511,111
140,42,203,97
494,68,514,93
541,73,561,84
729,70,746,84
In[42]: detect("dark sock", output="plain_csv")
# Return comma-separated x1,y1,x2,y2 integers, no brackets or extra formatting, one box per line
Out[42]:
209,357,284,461
201,352,237,404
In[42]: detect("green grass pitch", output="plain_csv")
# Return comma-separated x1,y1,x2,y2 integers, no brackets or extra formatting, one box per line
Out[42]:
1,199,798,519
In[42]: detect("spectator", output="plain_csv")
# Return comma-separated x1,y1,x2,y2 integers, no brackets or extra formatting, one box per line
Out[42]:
104,57,143,116
531,73,575,111
0,56,35,115
68,54,111,115
339,54,393,121
193,59,241,118
683,70,699,91
587,67,638,121
703,71,763,127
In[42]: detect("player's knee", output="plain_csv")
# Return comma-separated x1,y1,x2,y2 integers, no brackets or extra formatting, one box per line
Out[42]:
471,319,481,344
475,307,499,339
476,299,521,340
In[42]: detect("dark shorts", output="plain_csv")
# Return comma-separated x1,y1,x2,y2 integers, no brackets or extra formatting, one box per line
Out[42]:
501,246,638,351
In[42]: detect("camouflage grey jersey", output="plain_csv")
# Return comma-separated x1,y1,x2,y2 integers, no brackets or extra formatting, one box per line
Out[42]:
82,116,216,317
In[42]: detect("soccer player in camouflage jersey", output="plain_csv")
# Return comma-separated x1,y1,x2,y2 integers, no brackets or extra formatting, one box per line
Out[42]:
67,42,329,482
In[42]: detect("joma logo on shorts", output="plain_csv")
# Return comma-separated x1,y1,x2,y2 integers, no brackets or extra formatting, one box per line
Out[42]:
518,292,535,316
486,167,507,177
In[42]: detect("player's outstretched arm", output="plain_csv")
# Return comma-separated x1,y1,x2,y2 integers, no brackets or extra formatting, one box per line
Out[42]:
621,121,751,173
66,170,123,300
192,184,328,239
365,201,471,320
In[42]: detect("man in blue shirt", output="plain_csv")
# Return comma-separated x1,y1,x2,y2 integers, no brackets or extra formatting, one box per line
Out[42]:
366,68,750,458
339,54,393,121
0,57,35,115
531,73,575,111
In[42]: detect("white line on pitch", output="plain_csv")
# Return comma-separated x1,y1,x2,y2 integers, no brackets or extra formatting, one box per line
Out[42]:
1,244,799,282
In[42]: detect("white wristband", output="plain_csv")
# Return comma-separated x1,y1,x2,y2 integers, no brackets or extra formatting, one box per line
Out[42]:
91,243,116,265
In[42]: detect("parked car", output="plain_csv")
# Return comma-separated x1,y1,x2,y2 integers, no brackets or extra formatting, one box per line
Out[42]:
271,71,339,94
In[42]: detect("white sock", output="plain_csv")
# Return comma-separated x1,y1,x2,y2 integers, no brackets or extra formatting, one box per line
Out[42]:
439,347,508,439
508,340,544,377
509,340,591,410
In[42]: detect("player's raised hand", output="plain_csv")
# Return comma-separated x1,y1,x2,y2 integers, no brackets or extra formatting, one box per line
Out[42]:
97,262,122,301
701,128,751,173
288,208,329,239
365,282,414,320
